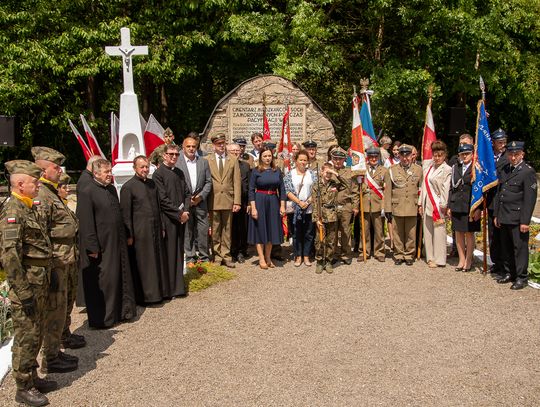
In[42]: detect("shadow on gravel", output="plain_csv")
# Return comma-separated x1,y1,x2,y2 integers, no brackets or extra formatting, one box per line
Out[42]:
45,320,117,390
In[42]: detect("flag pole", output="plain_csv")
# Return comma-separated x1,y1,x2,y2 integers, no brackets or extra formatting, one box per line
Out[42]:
356,84,368,262
418,85,433,260
479,76,488,275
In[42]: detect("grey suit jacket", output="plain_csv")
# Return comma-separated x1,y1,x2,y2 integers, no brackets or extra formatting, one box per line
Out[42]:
176,153,213,209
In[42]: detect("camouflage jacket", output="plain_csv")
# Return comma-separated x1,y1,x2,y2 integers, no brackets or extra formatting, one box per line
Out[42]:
311,174,348,223
35,181,79,265
0,195,52,301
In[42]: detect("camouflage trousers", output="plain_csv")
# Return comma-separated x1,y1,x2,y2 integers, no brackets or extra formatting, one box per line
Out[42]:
10,269,48,390
41,263,68,361
315,221,337,262
61,262,78,340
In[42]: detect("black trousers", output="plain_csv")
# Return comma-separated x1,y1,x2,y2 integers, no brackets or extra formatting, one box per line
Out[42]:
487,210,503,272
500,223,529,281
231,206,248,257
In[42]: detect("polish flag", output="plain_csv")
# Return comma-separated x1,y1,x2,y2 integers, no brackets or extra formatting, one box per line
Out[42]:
350,95,364,154
143,114,165,157
80,115,105,158
110,112,119,165
422,100,437,161
68,119,92,161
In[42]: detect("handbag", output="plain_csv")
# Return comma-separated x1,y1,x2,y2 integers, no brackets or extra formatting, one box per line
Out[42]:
286,171,307,214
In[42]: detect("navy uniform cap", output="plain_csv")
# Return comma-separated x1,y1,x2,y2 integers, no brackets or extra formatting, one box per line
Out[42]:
365,147,380,156
302,140,317,148
492,128,507,140
232,137,247,146
506,141,524,152
458,143,474,153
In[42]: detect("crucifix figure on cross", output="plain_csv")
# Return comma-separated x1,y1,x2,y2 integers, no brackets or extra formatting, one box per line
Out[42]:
105,27,148,94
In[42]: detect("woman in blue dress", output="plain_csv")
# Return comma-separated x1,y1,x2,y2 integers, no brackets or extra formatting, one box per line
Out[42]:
248,147,286,269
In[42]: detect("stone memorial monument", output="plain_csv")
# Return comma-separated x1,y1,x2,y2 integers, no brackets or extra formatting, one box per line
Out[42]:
105,27,148,191
202,75,337,158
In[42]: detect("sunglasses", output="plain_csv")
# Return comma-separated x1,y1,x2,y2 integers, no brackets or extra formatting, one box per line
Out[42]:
166,152,180,156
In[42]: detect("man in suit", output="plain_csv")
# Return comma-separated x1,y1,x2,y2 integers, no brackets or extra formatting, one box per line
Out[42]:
486,128,509,278
494,141,537,290
227,142,251,263
248,132,264,164
384,144,423,265
206,134,241,268
176,136,213,266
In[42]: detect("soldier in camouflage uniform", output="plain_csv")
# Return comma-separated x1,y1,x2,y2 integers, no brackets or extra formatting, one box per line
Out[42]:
0,160,56,407
312,163,348,274
57,173,84,348
148,127,175,167
32,147,80,375
330,148,360,265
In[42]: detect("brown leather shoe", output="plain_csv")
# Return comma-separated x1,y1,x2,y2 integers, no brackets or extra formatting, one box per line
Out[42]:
15,388,49,406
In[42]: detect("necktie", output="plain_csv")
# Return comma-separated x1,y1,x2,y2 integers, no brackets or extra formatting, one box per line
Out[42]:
218,155,224,176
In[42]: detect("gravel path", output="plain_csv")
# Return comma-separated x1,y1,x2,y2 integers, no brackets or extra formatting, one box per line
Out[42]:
1,253,539,406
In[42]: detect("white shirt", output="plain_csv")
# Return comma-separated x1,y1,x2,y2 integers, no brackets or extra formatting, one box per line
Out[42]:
183,154,198,192
291,169,314,214
462,162,471,175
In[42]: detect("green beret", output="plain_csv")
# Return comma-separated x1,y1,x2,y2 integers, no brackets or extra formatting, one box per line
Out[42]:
58,173,71,185
31,146,66,165
5,160,43,179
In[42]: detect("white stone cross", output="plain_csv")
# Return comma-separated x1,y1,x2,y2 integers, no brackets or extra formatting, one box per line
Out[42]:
105,27,148,94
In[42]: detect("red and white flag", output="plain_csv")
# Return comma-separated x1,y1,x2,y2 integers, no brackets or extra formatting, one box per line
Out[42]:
350,95,364,154
278,106,293,170
262,106,271,141
80,114,106,158
110,112,119,165
143,114,165,157
422,99,437,161
68,119,92,161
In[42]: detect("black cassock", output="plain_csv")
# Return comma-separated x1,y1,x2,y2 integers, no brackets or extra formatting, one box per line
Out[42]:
120,175,167,303
75,169,94,307
153,164,191,298
76,179,136,328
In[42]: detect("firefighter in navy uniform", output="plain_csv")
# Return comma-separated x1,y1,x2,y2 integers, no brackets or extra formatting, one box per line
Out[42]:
494,141,537,290
486,128,509,278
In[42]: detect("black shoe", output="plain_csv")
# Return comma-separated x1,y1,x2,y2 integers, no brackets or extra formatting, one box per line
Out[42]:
271,254,284,261
33,377,58,394
62,334,86,349
237,253,245,263
342,258,352,265
41,357,77,374
405,260,414,266
455,267,463,272
231,256,238,263
15,388,49,406
497,275,513,284
57,351,78,363
511,280,528,290
394,259,404,265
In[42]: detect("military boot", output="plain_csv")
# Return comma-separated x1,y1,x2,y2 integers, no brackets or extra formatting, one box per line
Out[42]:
315,262,324,274
15,388,49,406
325,262,334,274
41,356,77,374
62,334,86,349
33,377,58,394
58,351,79,363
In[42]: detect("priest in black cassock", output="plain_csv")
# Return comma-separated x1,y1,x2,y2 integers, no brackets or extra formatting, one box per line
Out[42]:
76,159,136,328
153,144,191,298
120,156,167,304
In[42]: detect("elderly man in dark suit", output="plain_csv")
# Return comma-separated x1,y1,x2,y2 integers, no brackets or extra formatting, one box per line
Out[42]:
176,136,213,267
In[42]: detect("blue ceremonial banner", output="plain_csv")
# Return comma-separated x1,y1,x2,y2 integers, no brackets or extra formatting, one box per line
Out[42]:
470,100,498,215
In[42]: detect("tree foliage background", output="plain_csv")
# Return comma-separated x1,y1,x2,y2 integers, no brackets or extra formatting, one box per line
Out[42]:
1,0,539,171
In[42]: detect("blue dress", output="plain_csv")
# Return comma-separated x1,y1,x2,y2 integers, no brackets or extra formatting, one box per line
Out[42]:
248,168,286,244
